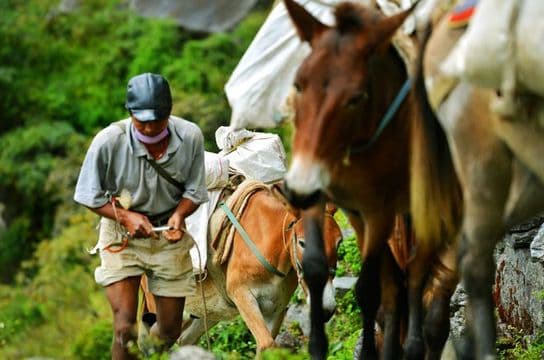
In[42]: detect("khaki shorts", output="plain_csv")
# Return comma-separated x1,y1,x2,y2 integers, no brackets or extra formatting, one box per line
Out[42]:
94,218,195,297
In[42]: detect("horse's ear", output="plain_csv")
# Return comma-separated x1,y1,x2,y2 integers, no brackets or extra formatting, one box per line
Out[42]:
366,4,416,54
284,0,329,46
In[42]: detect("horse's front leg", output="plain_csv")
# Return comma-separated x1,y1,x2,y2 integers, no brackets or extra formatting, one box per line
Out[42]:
352,213,399,360
302,203,329,360
228,285,277,354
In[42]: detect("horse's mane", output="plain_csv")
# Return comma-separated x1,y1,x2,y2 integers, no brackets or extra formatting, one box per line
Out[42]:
335,2,382,35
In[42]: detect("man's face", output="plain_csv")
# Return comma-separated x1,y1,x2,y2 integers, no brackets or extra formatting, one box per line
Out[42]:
131,116,169,137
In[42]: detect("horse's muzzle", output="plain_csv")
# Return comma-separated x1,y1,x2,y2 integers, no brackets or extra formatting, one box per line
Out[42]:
281,182,322,209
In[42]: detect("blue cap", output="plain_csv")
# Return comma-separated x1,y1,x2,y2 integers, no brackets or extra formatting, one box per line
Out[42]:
125,73,172,121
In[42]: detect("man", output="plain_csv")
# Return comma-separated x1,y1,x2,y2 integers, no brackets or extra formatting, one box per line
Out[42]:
74,73,208,359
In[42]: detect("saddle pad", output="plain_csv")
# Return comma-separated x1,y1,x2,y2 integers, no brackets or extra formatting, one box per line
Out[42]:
448,0,477,28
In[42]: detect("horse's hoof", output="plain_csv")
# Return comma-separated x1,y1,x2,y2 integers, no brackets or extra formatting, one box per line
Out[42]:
403,336,425,360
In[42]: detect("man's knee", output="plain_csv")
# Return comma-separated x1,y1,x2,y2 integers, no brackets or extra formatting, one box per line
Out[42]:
151,320,182,345
113,311,138,346
113,317,138,346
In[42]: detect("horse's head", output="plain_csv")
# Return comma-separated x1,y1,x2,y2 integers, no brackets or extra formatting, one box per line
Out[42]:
290,203,343,321
282,0,414,208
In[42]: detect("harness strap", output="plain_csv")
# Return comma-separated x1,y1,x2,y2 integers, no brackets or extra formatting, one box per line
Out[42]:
350,78,412,155
219,202,287,278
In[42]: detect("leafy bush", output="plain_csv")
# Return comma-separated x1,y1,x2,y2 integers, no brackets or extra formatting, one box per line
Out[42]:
71,319,112,360
335,211,361,277
0,291,45,347
198,317,256,359
0,122,86,280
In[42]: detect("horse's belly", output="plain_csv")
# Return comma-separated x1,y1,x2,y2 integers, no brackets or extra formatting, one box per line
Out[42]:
185,280,238,321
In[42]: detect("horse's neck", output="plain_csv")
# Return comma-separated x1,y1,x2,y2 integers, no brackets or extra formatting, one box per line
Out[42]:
357,48,409,134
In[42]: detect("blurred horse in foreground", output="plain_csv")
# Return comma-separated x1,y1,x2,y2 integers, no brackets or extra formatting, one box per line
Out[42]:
281,0,462,359
142,180,343,356
418,5,544,358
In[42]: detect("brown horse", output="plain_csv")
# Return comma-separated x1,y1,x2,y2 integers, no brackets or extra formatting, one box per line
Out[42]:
418,9,544,359
141,181,343,355
281,1,462,359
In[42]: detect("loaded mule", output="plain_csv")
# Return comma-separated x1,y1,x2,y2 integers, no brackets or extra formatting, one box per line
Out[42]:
281,1,463,359
141,178,343,356
417,2,544,358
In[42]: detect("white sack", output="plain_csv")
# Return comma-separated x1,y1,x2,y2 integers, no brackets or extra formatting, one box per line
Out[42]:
204,151,229,190
225,0,337,130
515,0,544,96
442,0,544,97
216,126,287,183
225,0,417,130
186,190,223,274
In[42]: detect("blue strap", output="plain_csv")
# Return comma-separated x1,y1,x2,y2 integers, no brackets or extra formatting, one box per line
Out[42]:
352,78,412,153
219,202,287,278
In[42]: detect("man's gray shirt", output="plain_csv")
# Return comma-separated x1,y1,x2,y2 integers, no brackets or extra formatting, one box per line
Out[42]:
74,116,208,217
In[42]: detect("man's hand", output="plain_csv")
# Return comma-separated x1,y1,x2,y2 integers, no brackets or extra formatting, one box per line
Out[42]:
164,212,186,243
121,211,157,239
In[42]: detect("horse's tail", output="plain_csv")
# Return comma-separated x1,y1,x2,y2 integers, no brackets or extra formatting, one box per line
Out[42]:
409,24,463,251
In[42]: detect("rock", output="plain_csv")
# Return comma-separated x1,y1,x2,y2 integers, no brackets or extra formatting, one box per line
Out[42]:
333,276,357,297
129,0,258,33
449,284,468,339
530,223,544,263
283,303,311,337
170,345,217,360
275,330,303,350
508,217,544,233
494,243,544,334
504,228,539,249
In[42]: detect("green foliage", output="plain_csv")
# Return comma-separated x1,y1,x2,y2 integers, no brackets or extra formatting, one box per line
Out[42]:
335,210,361,277
325,290,361,359
0,217,31,282
499,332,544,360
0,211,108,358
262,348,309,360
0,290,45,347
0,122,76,196
199,317,256,359
0,122,86,280
71,319,112,360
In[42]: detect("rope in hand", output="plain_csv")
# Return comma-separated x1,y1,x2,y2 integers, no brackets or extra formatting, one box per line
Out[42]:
175,226,211,351
104,196,129,253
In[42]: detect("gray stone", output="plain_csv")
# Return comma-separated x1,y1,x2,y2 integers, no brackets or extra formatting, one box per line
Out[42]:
530,223,544,263
449,284,468,338
508,217,544,233
504,228,539,249
283,303,311,337
129,0,258,33
275,330,303,349
494,244,544,334
170,345,217,360
333,276,358,297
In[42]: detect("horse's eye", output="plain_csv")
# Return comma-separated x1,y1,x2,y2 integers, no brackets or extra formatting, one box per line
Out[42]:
294,82,302,93
298,239,306,248
347,92,368,108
